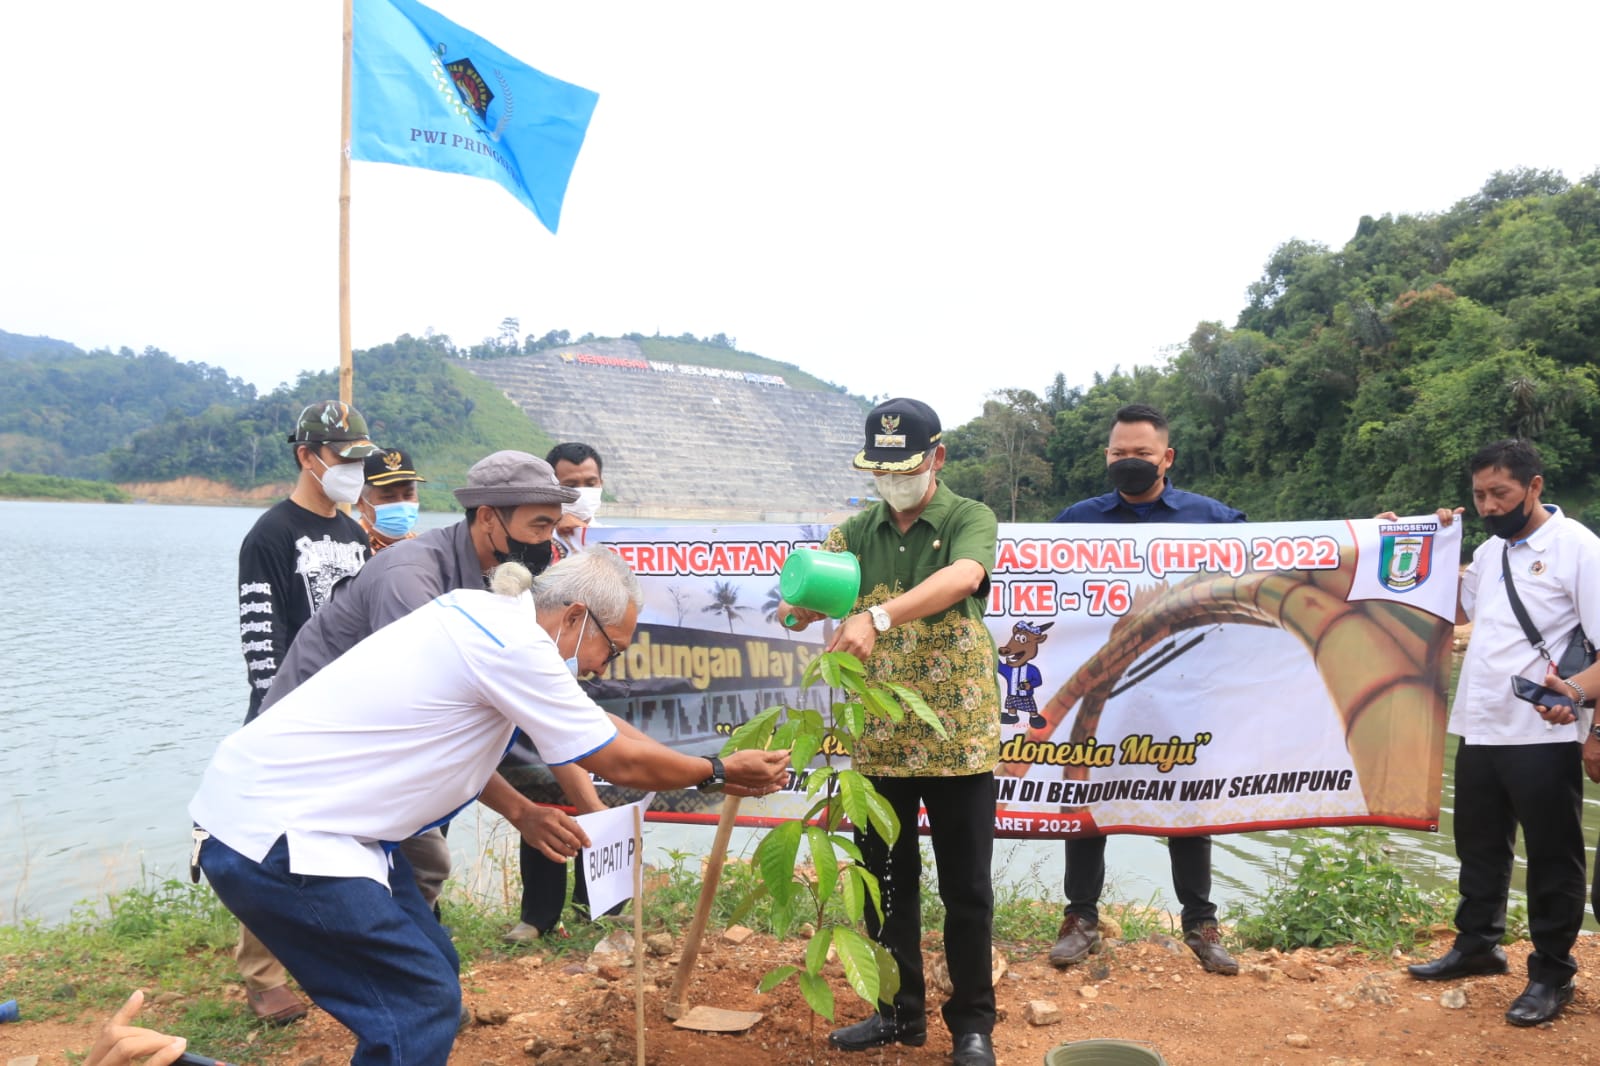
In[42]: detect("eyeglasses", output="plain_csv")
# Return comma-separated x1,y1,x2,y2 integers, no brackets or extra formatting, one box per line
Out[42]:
582,604,625,667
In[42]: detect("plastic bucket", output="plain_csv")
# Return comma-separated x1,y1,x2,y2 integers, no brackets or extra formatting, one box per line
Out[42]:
778,549,860,620
1043,1040,1166,1066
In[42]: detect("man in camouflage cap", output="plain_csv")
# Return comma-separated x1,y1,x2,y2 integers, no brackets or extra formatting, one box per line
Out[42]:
234,400,378,1024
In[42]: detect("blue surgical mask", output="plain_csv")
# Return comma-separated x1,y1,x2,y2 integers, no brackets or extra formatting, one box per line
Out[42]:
557,612,590,677
372,501,419,538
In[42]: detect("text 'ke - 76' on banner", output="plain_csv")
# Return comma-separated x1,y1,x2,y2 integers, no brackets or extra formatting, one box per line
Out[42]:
493,517,1461,838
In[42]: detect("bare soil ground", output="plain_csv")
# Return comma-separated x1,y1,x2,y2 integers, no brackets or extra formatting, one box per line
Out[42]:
115,476,288,505
7,931,1600,1066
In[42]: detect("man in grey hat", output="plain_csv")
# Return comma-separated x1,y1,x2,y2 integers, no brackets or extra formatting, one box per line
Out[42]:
262,450,604,902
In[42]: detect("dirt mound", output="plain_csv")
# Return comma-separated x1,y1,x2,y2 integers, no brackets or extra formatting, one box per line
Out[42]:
11,932,1597,1064
118,476,287,505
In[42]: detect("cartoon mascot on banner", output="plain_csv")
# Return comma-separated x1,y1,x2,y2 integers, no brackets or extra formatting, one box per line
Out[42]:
998,619,1053,730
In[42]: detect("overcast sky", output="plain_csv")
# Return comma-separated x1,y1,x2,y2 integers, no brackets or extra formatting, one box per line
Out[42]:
4,2,1597,427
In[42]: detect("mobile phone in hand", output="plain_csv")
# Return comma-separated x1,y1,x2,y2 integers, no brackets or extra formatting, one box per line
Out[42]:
1510,675,1575,710
177,1052,235,1066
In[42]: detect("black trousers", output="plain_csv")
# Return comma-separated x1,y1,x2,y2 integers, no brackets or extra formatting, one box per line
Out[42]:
858,771,995,1038
1452,737,1585,985
1063,834,1215,931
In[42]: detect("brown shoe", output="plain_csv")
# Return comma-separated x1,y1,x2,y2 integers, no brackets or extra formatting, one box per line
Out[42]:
247,984,309,1025
1048,913,1102,968
1183,922,1238,975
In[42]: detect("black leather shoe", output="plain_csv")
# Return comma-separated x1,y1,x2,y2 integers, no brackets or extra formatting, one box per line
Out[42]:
1406,946,1508,981
951,1033,996,1066
827,1013,927,1051
1505,978,1574,1026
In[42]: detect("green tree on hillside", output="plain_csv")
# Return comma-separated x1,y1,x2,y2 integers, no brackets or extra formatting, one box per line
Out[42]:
940,390,1054,521
953,169,1600,530
0,346,253,478
498,317,520,349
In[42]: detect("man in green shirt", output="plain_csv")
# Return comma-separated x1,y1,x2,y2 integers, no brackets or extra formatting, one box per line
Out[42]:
781,397,1001,1066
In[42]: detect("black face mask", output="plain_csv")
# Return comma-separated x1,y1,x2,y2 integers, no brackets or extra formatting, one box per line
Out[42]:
493,510,555,574
1482,495,1532,540
1108,458,1162,496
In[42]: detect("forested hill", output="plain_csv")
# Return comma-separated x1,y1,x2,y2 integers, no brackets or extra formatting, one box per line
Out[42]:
0,332,861,510
0,328,83,361
8,168,1599,527
942,168,1600,538
0,335,257,480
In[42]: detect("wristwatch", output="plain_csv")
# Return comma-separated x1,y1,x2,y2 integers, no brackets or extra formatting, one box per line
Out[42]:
1589,724,1600,742
698,755,726,792
868,605,892,633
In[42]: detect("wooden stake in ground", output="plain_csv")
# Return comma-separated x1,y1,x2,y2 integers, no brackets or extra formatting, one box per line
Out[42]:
634,804,646,1066
663,795,741,1019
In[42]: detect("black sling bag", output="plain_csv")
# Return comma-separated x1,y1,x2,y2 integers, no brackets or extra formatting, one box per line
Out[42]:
1501,543,1596,678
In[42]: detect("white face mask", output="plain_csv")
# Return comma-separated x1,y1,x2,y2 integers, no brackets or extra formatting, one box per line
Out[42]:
874,469,932,512
564,486,603,523
316,456,367,505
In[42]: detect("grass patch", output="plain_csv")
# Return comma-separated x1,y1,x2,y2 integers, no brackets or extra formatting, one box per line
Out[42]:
0,878,298,1063
0,471,129,502
635,338,851,396
1101,895,1185,940
1228,828,1452,954
409,363,557,513
3,828,1453,1060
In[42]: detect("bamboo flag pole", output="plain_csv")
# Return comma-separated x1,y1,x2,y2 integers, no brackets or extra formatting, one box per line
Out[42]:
633,804,646,1066
663,795,741,1019
338,0,355,406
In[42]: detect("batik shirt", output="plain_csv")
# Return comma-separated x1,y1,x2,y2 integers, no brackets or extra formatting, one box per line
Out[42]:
823,483,1001,776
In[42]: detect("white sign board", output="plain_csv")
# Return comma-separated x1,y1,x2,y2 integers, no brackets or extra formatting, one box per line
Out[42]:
576,794,654,917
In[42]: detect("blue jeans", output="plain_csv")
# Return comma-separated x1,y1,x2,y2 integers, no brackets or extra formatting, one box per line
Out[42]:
200,834,461,1066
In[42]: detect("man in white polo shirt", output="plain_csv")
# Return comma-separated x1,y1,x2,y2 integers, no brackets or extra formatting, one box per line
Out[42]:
191,549,790,1066
1402,439,1600,1028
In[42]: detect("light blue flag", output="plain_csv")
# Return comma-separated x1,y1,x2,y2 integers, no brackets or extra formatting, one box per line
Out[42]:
351,0,598,233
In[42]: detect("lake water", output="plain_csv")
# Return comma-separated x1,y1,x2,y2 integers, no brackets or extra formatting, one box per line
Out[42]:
2,500,1597,929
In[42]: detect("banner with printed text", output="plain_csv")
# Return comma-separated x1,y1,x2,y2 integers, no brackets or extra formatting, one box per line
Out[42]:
493,517,1460,838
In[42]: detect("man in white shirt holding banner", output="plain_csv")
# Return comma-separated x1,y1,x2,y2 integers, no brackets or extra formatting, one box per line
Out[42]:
1402,438,1600,1028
